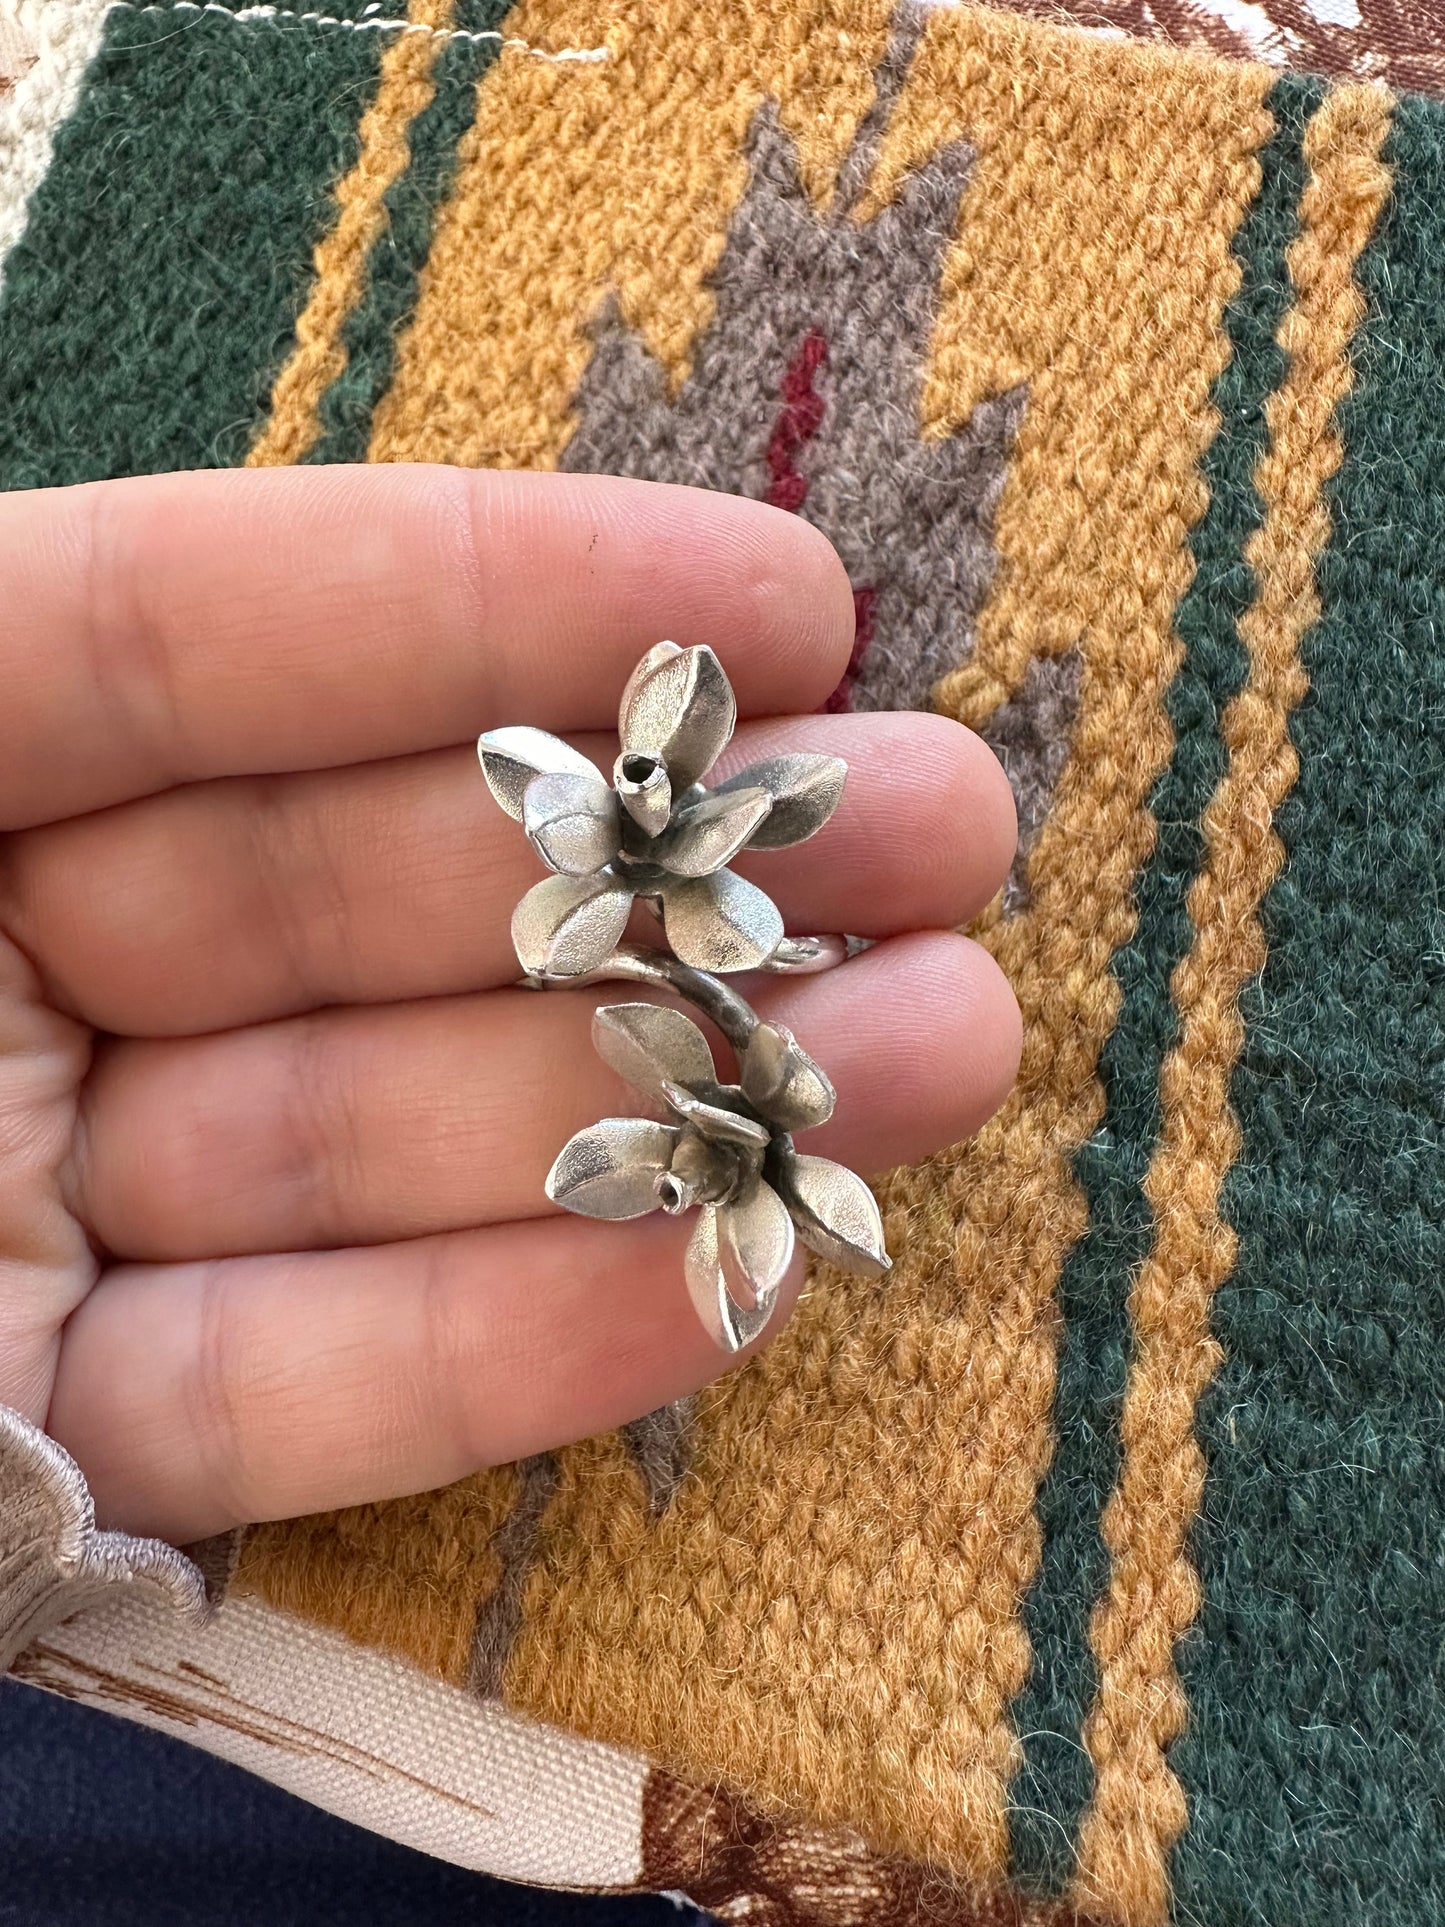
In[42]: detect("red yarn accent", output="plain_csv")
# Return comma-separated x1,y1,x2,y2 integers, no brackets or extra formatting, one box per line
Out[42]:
764,329,828,513
824,586,877,713
764,330,877,709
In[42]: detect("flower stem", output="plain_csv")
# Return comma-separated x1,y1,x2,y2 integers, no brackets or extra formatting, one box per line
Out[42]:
526,944,760,1053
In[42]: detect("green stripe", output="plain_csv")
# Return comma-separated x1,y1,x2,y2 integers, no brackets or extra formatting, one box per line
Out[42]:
1007,74,1322,1895
0,2,400,488
304,0,513,465
1172,89,1445,1927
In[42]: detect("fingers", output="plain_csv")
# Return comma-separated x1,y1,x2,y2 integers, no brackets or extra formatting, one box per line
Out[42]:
6,711,1017,1035
0,466,853,828
75,934,1021,1261
46,1210,808,1542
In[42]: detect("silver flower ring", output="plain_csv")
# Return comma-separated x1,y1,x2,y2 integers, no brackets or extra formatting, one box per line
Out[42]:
478,643,890,1351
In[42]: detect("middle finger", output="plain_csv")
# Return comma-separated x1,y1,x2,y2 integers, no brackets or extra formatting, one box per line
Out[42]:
5,710,1015,1036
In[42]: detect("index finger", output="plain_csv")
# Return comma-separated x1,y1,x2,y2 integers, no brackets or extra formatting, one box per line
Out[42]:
0,465,854,829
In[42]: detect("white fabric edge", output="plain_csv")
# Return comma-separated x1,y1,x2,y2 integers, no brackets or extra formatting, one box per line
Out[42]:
0,0,114,297
18,1588,647,1890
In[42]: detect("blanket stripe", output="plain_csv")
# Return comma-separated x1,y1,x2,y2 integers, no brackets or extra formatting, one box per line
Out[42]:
1006,69,1316,1900
1073,79,1393,1927
1171,82,1445,1927
245,0,461,469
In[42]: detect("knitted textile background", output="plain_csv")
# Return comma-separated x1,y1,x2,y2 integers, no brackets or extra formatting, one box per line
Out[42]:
2,3,1444,1924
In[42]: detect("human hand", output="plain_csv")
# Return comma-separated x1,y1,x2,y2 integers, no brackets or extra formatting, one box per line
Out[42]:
0,466,1020,1544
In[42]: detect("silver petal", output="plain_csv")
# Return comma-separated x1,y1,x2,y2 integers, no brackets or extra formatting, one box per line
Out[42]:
684,1206,775,1353
775,1150,890,1278
740,1022,836,1131
512,873,633,978
478,727,602,822
684,1206,730,1349
652,786,772,878
727,1297,777,1349
592,1002,716,1104
616,641,682,734
717,1178,795,1309
713,754,846,849
660,869,785,974
660,1080,770,1151
546,1118,680,1219
619,644,736,792
522,770,621,876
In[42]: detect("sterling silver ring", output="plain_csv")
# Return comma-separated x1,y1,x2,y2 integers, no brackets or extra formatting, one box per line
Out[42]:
478,642,890,1352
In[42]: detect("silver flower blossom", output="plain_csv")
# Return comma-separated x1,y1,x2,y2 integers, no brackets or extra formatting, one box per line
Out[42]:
546,1001,891,1352
479,642,846,977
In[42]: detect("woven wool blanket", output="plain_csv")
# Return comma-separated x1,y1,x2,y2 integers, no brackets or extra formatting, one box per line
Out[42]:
2,2,1443,1923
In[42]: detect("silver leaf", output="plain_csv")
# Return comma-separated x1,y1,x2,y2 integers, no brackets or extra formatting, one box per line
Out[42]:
718,1178,795,1308
684,1206,775,1353
522,770,621,876
652,786,772,877
546,1118,679,1219
713,754,846,848
511,872,633,978
660,869,784,974
478,727,602,822
660,1080,770,1151
775,1151,890,1278
592,1002,717,1105
740,1022,836,1131
619,644,736,793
